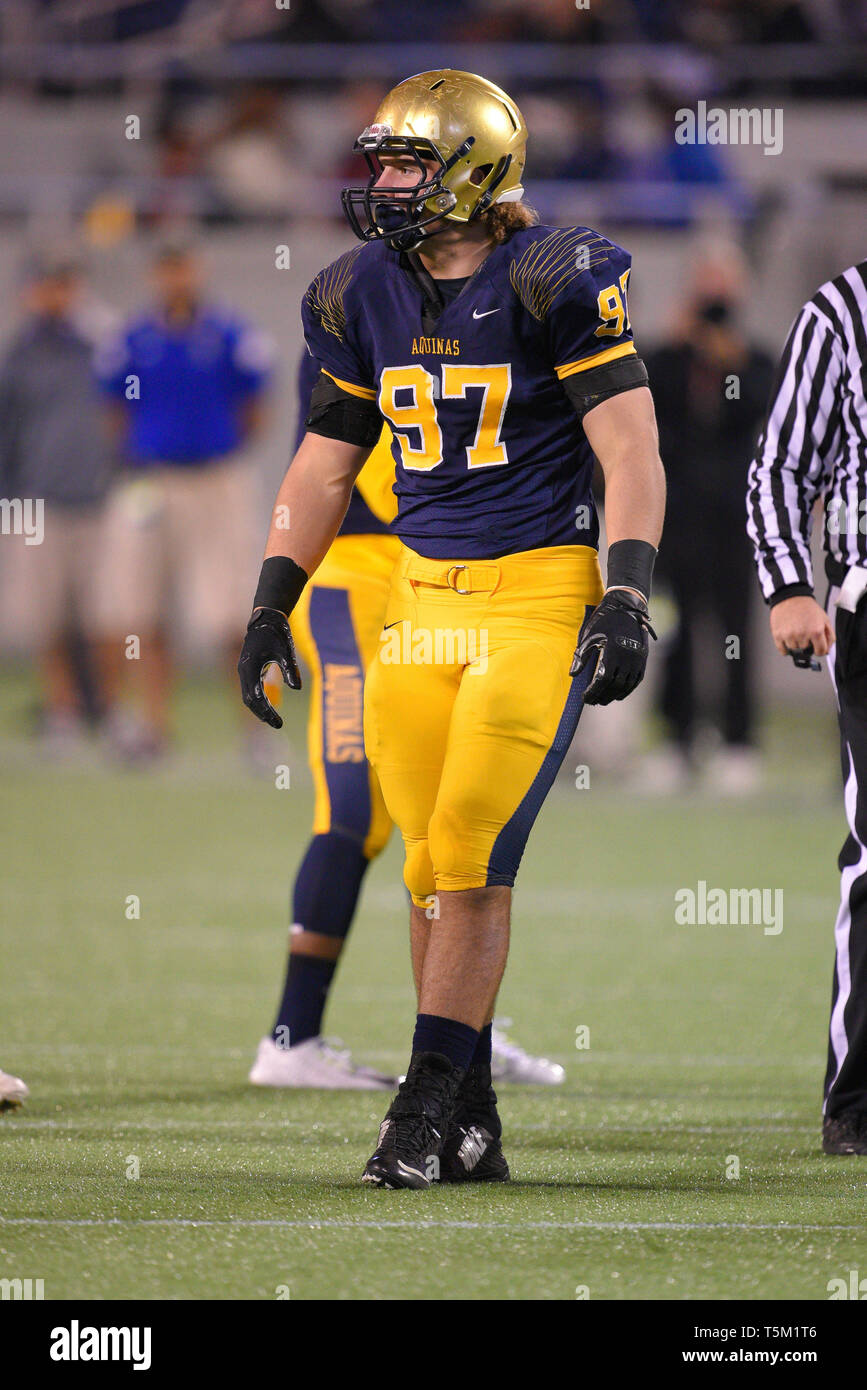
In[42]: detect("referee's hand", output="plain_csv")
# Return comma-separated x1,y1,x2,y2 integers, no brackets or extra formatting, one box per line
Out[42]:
770,596,835,659
238,607,301,729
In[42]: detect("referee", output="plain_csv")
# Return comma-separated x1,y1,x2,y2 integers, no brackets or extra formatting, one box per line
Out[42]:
747,259,867,1155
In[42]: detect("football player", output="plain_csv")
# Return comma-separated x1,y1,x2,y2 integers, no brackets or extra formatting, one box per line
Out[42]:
249,355,566,1089
239,71,665,1187
248,361,400,1090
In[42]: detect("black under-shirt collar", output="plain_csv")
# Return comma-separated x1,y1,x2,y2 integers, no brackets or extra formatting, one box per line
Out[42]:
400,251,480,332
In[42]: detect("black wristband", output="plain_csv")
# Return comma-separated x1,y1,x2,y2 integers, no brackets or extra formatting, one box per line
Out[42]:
252,555,308,617
768,583,813,608
606,539,657,603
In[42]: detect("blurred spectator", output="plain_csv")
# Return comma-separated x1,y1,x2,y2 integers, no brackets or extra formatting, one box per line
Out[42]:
0,250,115,751
752,0,816,42
521,89,622,182
93,235,274,761
641,243,776,794
204,84,310,222
458,0,610,43
620,84,753,226
146,109,224,228
266,0,356,42
678,0,815,47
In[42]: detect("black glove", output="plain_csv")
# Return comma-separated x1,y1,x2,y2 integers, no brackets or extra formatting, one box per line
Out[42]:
238,607,301,729
571,588,657,706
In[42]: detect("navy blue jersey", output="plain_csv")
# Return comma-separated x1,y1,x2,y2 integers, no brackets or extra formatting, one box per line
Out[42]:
301,225,637,560
295,349,389,537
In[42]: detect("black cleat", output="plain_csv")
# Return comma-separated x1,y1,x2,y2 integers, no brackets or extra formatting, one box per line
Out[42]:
822,1111,867,1155
362,1051,464,1189
440,1062,510,1183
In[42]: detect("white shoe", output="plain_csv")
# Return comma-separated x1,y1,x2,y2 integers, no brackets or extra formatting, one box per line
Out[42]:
491,1021,565,1086
40,709,88,758
0,1068,29,1107
703,746,763,798
248,1035,396,1091
627,745,693,796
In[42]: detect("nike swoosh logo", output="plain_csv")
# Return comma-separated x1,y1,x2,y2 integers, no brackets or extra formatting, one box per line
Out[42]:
383,620,405,630
472,308,500,319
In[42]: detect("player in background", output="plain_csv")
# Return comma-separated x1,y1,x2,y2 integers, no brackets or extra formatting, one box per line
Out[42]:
248,354,400,1089
239,71,664,1187
249,353,566,1089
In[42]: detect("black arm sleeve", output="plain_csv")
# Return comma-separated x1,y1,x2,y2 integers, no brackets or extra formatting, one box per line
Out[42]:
562,354,650,421
305,371,382,448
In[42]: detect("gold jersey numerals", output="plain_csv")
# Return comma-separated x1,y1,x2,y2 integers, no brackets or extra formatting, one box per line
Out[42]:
594,269,632,339
379,364,513,472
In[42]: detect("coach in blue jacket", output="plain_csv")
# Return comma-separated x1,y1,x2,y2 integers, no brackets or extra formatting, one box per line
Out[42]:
95,235,274,760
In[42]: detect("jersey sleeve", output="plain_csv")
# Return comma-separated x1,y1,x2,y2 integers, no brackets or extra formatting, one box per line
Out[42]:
301,250,376,403
746,305,843,602
294,349,320,451
524,230,637,385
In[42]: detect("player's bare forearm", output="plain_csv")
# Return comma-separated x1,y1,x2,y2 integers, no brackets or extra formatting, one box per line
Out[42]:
239,432,372,728
583,386,666,550
263,432,371,579
572,386,664,704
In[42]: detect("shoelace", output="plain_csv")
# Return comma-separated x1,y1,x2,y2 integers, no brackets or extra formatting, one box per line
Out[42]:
387,1067,456,1154
389,1112,441,1158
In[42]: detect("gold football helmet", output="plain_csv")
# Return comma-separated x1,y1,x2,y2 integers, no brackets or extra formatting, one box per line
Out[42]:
341,70,528,251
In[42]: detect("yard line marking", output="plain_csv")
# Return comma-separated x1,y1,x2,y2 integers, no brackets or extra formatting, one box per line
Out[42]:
1,1044,823,1068
2,1218,864,1233
365,885,835,918
5,1119,824,1135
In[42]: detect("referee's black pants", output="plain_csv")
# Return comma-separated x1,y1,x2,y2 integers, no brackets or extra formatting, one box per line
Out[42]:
824,581,867,1117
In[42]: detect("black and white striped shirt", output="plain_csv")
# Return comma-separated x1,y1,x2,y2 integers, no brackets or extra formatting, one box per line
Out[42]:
747,261,867,603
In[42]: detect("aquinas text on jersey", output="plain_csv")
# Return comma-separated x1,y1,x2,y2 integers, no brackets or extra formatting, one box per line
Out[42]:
410,336,461,357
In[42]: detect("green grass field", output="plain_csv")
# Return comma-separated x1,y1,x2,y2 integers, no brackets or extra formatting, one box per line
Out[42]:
2,666,865,1302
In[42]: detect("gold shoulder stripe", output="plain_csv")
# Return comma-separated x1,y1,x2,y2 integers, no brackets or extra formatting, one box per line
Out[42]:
306,246,365,342
509,228,612,322
323,370,377,400
556,342,636,379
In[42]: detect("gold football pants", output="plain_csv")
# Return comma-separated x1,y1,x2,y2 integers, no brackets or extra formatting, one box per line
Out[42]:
364,543,604,904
